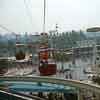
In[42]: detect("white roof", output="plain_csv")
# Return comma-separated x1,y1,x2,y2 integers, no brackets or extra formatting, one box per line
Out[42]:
16,58,29,63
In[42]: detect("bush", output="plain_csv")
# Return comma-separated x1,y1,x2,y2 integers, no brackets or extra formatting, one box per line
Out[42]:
15,50,25,60
92,75,100,85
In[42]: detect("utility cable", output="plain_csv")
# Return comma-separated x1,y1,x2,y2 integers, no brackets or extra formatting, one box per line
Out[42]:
23,0,34,29
0,24,16,34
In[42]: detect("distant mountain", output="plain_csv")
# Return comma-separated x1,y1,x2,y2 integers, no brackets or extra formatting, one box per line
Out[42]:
0,33,16,43
0,33,41,43
4,33,16,40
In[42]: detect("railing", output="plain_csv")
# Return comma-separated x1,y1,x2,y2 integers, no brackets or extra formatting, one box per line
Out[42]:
0,76,100,94
0,90,33,100
11,91,46,100
0,88,46,100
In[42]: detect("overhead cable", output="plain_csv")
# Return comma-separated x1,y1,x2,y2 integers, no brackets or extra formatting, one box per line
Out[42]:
23,0,34,29
0,24,16,34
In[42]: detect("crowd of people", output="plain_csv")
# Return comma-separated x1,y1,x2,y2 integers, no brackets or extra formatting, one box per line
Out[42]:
33,92,65,100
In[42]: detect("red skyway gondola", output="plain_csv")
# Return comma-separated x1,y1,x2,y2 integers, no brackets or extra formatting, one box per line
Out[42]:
38,37,57,76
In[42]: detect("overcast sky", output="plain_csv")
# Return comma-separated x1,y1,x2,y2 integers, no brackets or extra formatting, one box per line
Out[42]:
0,0,100,33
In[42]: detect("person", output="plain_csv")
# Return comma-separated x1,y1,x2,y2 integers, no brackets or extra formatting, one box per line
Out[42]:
69,73,72,79
38,92,43,98
48,93,53,100
59,93,64,100
37,82,43,98
30,92,32,95
65,73,68,79
83,68,86,74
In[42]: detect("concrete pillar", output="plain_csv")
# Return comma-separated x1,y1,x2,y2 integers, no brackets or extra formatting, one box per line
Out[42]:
77,89,83,100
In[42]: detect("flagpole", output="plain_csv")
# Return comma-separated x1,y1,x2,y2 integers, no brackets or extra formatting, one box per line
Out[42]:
43,0,46,32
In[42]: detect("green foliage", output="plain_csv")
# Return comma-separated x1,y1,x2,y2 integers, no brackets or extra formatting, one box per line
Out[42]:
0,40,15,56
49,30,86,62
48,30,87,49
92,76,100,85
15,50,25,60
0,30,87,59
53,52,70,62
0,59,9,69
